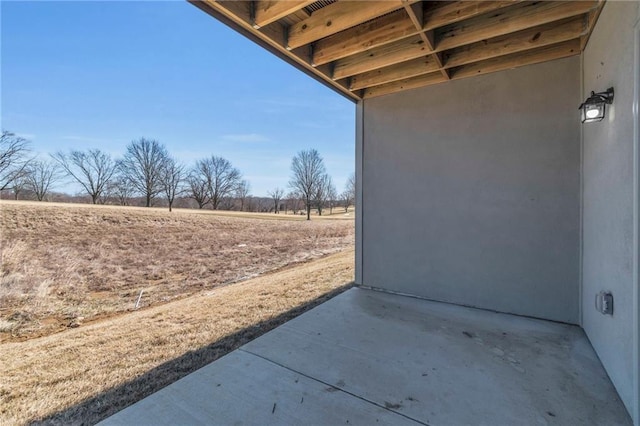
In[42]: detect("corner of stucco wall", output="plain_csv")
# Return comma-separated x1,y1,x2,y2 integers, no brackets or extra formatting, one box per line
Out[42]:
580,1,640,421
355,100,364,286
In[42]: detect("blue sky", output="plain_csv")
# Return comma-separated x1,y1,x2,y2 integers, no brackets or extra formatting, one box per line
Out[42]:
1,1,355,197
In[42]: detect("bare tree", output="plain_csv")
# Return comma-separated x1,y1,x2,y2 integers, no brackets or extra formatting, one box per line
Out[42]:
0,130,32,191
25,160,59,201
245,195,256,212
235,180,250,211
257,197,270,212
186,171,210,209
268,187,284,214
289,149,326,220
111,175,133,206
313,173,331,216
341,172,355,212
219,196,236,210
118,138,168,207
194,156,242,210
160,156,184,212
286,191,302,215
52,149,117,204
11,176,28,200
326,178,337,215
97,183,111,205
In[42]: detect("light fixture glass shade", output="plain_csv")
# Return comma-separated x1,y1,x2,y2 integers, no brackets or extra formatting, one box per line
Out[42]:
581,102,605,123
579,88,614,124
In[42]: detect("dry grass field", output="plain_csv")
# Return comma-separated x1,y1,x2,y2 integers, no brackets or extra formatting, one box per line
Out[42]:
1,250,355,425
0,200,355,425
0,201,354,341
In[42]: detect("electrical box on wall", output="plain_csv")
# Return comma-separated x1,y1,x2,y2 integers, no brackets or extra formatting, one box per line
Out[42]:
595,291,614,315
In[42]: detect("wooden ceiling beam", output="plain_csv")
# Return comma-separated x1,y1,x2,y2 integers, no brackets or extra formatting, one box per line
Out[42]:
213,1,287,46
442,16,587,69
362,71,447,98
349,55,439,90
333,35,430,80
334,0,595,79
451,39,581,80
403,1,423,30
312,9,416,66
363,38,581,98
252,1,315,29
287,1,411,50
404,2,450,80
312,1,518,66
191,1,604,99
580,0,605,50
423,0,522,30
437,1,597,51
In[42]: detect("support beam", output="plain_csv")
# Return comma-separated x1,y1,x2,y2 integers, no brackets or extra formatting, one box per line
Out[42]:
212,1,289,47
403,1,423,30
287,1,409,50
313,1,518,66
403,2,450,80
336,0,595,79
312,9,416,67
580,0,605,50
423,0,523,31
333,35,429,80
252,1,315,29
451,39,581,80
442,16,587,69
362,71,447,98
349,55,439,90
437,1,597,52
191,1,604,100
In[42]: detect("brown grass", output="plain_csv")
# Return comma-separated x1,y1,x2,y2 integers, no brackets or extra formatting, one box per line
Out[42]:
0,200,354,341
0,249,355,425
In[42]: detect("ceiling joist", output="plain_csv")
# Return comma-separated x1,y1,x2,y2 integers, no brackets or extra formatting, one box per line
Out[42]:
192,0,605,100
442,16,587,69
350,55,439,90
287,1,412,50
252,1,315,28
451,38,581,80
312,1,519,66
363,71,447,98
333,35,430,80
436,1,597,52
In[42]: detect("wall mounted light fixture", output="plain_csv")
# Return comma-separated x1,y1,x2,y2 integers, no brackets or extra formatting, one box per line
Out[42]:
579,87,614,123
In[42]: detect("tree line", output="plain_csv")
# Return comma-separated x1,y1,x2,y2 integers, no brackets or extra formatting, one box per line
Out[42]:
0,130,356,219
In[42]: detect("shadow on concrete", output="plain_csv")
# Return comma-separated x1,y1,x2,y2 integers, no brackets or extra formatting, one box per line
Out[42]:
30,283,354,426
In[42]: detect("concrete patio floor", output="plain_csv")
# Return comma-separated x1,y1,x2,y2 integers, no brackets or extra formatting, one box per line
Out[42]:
102,287,631,425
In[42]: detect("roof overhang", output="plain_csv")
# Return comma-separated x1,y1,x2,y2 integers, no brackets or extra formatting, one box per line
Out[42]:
189,0,604,102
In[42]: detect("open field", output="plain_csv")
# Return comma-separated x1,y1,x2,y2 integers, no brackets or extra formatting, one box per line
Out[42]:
0,200,354,341
0,249,355,425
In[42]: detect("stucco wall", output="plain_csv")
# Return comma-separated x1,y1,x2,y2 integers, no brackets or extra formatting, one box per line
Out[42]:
582,1,639,418
361,56,581,324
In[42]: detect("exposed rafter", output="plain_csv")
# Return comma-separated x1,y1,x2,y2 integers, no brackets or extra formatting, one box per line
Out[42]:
333,35,430,80
402,1,449,80
287,1,410,50
442,16,586,69
252,1,314,28
436,1,597,52
312,1,519,66
350,55,439,90
192,0,604,100
451,39,581,80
